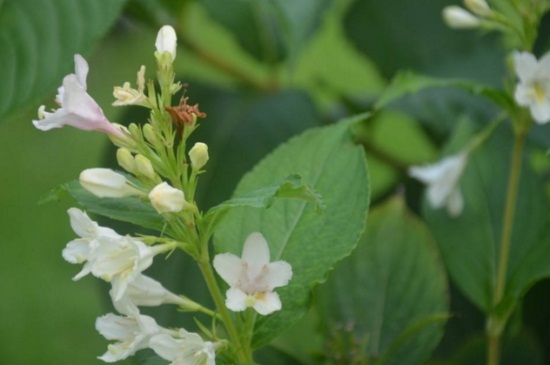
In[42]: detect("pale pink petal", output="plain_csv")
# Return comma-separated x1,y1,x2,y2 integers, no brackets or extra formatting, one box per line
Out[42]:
258,261,293,290
242,232,271,268
74,54,89,88
514,52,538,82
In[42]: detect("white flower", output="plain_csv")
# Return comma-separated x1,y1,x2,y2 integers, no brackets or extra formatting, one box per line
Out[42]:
213,232,293,315
514,51,550,124
96,312,161,362
33,54,123,137
442,6,480,28
189,142,209,171
155,25,177,61
409,152,469,217
80,168,141,198
149,182,186,213
113,66,149,107
62,208,121,278
149,330,218,365
111,274,191,315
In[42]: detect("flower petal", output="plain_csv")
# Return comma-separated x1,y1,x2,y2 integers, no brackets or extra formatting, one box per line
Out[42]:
253,291,282,315
530,99,550,124
62,239,90,264
446,187,464,217
213,253,242,286
258,261,293,290
242,232,270,266
514,51,538,82
74,54,89,88
225,287,248,312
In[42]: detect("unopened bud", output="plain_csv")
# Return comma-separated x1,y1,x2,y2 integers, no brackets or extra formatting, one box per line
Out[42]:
189,142,209,171
464,0,491,16
143,124,158,145
135,154,156,180
149,182,186,213
443,6,480,28
79,168,140,198
155,25,177,62
128,123,140,136
116,148,136,173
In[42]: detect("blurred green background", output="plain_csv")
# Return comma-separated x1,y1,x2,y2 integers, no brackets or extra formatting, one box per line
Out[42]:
1,0,549,364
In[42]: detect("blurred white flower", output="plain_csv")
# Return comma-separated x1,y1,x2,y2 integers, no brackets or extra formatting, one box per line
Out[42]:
213,232,293,315
33,54,123,137
79,168,141,198
409,152,469,217
96,312,161,362
443,6,480,28
464,0,491,16
149,330,218,365
514,51,550,124
149,182,186,213
155,25,177,61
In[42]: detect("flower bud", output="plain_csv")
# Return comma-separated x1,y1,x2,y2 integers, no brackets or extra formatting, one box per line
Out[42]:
148,182,185,213
464,0,491,16
189,142,209,171
135,154,156,180
79,168,140,198
443,6,480,28
143,124,158,145
116,148,136,174
155,25,177,62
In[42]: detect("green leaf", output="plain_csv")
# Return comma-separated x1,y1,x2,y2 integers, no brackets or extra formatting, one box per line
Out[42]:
424,124,550,313
214,115,370,348
375,71,514,112
65,180,166,233
37,183,69,205
0,0,126,119
317,196,448,365
203,174,323,233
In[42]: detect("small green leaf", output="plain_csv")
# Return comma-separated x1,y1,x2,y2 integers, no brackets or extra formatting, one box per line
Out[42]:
214,115,370,348
37,183,69,205
375,71,514,112
317,196,448,365
65,180,166,233
203,174,323,232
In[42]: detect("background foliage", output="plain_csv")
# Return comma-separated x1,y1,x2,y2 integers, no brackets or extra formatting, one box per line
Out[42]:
1,0,549,364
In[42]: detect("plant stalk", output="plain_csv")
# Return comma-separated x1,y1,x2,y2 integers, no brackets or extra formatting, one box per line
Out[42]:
487,128,526,365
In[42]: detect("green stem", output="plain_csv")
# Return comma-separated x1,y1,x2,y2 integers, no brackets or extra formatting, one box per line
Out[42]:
487,127,527,365
198,255,251,363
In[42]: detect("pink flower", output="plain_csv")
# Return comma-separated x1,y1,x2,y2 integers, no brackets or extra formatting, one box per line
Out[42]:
33,54,123,137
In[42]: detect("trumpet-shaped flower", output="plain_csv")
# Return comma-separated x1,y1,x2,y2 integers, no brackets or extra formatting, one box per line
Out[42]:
213,232,293,315
409,152,469,217
96,312,161,362
80,168,141,198
514,51,550,124
62,208,120,265
149,330,218,365
33,54,123,137
111,274,194,315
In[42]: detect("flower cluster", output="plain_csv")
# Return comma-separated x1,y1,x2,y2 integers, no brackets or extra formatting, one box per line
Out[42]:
35,24,293,364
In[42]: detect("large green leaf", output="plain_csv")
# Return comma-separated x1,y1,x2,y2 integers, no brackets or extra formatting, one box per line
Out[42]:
424,124,550,313
317,196,448,365
0,0,126,119
214,115,370,348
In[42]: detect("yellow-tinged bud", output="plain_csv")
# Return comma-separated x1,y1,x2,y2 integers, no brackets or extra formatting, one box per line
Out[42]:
143,124,158,145
128,123,140,136
116,148,136,173
189,142,209,171
149,182,185,213
443,6,480,29
135,154,156,180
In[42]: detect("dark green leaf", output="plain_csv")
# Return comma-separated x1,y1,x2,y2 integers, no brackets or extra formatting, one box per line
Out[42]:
214,115,370,348
65,180,166,233
318,196,448,365
0,0,127,119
